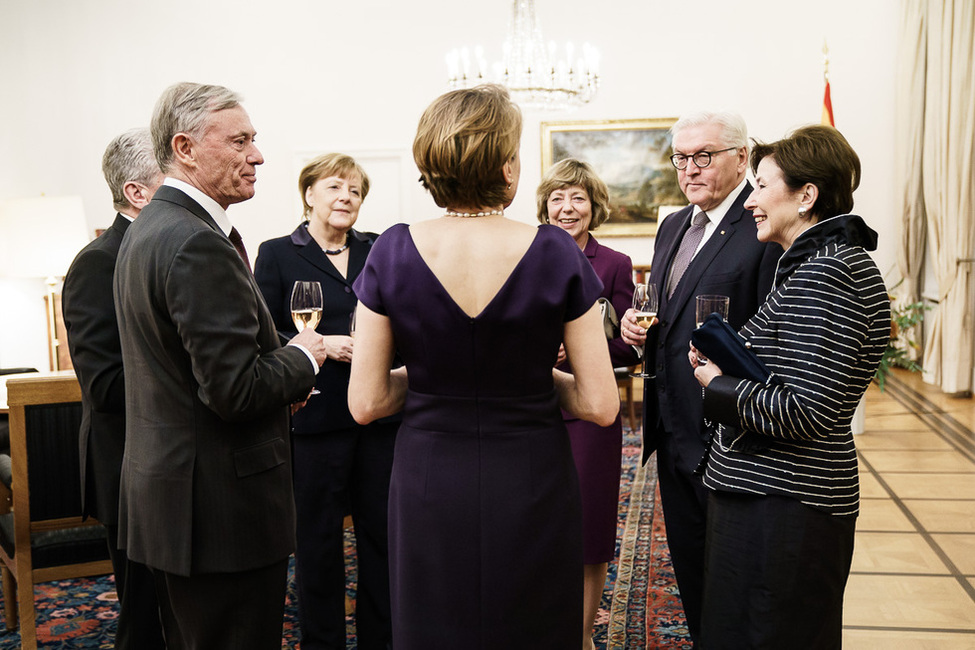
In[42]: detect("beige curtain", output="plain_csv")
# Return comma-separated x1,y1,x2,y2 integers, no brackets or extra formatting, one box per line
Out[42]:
917,0,975,394
894,1,928,357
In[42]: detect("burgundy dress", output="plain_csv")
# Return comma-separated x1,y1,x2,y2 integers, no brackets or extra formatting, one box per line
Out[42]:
560,235,638,565
354,223,602,650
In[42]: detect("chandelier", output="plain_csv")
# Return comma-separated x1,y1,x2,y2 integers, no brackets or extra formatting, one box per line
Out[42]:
445,0,600,112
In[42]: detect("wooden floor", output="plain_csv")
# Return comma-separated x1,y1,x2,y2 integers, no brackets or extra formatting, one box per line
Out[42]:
844,369,975,648
625,369,975,647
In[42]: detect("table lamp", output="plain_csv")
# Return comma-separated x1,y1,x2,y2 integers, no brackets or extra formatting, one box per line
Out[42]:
0,196,90,370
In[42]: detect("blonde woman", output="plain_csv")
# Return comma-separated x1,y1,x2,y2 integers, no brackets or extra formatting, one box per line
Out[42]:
349,85,618,649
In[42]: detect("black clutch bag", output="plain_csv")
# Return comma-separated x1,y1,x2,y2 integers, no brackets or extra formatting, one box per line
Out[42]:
691,313,772,383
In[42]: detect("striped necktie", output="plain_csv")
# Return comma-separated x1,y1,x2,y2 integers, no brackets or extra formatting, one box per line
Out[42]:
666,211,709,298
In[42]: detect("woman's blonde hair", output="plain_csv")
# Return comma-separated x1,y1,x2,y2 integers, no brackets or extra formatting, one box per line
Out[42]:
535,158,611,229
413,84,522,209
298,153,370,218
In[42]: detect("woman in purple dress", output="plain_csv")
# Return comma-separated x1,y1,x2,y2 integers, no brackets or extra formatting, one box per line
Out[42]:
348,85,620,650
536,158,638,650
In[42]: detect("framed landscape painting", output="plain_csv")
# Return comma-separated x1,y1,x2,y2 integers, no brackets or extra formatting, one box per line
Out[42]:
540,118,685,237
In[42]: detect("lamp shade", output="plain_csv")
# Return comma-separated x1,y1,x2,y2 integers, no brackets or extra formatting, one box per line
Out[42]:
0,196,90,278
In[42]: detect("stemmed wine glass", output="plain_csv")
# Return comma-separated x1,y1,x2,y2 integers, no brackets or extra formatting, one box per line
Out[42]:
348,302,357,339
694,294,730,365
630,282,659,378
291,280,323,394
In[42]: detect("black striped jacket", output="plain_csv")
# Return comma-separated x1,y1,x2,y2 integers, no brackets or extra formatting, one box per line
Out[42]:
702,214,890,516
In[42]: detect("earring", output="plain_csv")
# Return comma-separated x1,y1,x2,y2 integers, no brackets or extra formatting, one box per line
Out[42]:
798,206,808,216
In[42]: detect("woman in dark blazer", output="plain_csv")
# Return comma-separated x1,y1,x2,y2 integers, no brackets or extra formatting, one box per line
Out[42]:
536,158,639,650
690,126,890,649
254,153,398,650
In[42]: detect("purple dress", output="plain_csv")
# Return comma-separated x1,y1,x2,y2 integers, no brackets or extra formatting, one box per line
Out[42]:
560,236,638,564
354,223,603,649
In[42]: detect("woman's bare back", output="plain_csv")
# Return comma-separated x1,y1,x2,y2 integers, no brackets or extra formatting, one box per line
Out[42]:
408,216,538,318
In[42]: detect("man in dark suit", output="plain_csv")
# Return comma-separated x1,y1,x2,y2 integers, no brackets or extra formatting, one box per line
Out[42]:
62,128,166,650
113,82,327,649
621,111,781,645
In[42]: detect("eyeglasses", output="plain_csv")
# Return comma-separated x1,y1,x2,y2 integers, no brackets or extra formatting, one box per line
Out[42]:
670,147,737,170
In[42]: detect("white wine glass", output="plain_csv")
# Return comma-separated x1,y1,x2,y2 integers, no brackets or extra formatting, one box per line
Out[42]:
630,283,659,379
695,294,729,365
348,301,357,339
291,280,323,394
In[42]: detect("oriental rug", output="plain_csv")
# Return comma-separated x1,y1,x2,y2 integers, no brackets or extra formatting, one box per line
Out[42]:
0,426,689,648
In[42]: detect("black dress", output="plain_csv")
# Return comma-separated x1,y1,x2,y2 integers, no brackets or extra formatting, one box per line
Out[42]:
354,223,603,649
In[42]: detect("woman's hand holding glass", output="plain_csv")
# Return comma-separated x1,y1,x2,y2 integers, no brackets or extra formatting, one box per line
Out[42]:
693,294,729,366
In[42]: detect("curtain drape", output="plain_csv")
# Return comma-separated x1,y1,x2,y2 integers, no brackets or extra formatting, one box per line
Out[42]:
898,0,975,394
894,1,928,316
894,0,928,358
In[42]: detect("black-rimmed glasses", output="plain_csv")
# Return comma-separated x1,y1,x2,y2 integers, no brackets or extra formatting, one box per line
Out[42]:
670,147,737,170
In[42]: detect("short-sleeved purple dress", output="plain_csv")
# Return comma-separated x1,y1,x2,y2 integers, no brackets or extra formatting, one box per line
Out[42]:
354,223,603,649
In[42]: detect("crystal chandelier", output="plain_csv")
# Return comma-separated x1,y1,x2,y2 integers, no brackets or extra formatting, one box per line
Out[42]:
445,0,600,112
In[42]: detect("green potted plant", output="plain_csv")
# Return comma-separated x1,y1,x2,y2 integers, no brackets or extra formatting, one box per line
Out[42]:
874,290,928,391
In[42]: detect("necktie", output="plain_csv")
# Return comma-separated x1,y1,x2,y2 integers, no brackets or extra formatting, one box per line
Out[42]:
228,227,251,270
666,211,709,298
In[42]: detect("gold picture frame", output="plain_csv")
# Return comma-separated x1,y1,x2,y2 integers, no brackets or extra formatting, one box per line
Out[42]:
540,118,685,237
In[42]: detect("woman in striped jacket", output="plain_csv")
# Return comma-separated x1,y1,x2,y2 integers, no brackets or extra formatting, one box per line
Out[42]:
689,125,890,649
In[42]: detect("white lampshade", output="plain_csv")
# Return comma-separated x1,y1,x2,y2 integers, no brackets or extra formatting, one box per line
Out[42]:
0,196,90,278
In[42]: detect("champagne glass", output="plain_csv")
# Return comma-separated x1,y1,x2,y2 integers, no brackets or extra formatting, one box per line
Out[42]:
348,302,357,339
630,283,659,379
291,280,323,394
695,294,730,365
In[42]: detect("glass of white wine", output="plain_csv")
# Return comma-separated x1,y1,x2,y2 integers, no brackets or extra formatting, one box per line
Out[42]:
291,280,323,394
695,294,730,365
630,282,659,379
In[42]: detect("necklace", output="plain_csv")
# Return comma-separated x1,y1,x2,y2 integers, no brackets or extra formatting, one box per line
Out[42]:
322,234,349,255
444,209,504,218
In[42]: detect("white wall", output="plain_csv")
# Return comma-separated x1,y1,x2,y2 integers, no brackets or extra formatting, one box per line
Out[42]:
0,0,901,368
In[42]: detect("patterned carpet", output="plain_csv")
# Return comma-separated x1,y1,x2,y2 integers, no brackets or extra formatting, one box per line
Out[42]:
0,427,689,648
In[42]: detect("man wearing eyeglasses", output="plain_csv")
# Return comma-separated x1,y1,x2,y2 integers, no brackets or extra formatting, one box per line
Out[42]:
621,111,781,645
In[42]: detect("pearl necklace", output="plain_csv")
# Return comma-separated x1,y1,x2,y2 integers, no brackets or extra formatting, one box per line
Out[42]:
443,209,504,218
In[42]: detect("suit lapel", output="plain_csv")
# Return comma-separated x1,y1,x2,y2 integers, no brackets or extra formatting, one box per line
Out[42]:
296,238,348,285
653,206,693,315
345,235,371,284
293,225,372,287
664,183,752,317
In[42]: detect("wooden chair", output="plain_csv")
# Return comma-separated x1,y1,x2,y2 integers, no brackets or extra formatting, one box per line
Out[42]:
0,373,112,649
615,366,639,432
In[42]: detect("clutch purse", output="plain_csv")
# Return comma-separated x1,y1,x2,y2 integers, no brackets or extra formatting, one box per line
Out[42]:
597,297,619,340
691,313,771,383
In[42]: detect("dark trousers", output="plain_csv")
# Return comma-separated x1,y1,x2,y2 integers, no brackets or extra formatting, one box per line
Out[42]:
105,524,165,650
702,491,856,650
656,436,710,646
293,422,397,650
151,557,289,650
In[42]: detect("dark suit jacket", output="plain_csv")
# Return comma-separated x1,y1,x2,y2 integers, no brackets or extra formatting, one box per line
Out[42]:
254,224,378,434
643,183,781,466
62,213,129,526
113,185,315,576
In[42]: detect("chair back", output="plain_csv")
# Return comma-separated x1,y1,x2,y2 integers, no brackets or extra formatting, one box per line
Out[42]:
0,372,112,649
